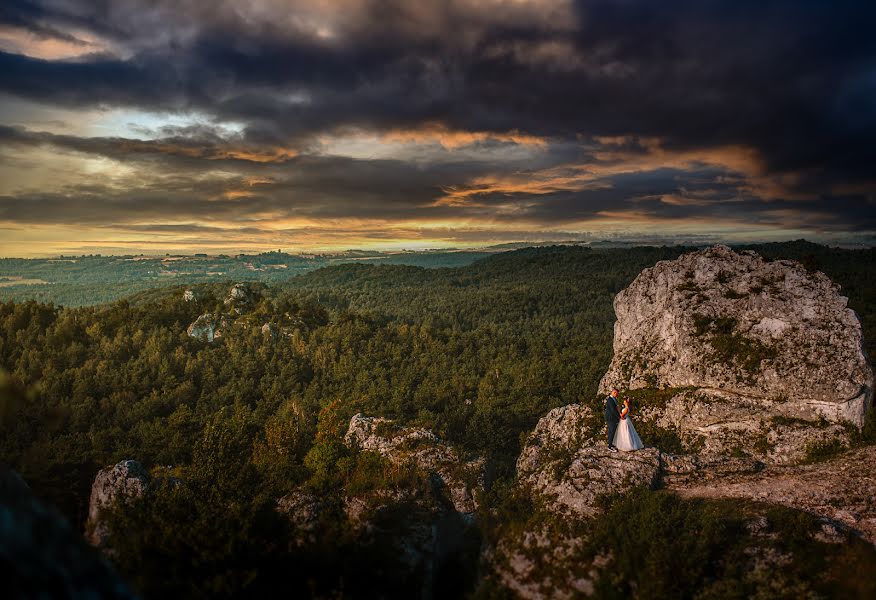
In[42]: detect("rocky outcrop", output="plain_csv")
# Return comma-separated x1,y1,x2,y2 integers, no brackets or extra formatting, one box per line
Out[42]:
342,414,486,599
86,460,148,548
224,283,254,313
183,289,197,302
488,530,600,600
186,313,220,342
345,413,485,514
0,469,137,599
276,490,323,546
488,404,663,598
598,245,872,463
521,445,662,518
516,404,662,517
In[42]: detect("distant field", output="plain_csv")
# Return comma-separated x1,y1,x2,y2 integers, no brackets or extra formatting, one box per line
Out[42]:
0,250,493,306
0,276,50,287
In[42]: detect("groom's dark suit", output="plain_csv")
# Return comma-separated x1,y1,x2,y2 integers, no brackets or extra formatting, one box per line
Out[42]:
605,394,621,447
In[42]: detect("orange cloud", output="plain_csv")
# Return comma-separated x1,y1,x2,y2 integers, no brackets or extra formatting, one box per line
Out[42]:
114,139,298,163
0,25,113,60
380,122,548,149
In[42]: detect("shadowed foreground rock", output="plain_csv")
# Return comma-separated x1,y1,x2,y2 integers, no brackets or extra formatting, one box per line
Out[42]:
0,469,138,599
487,404,664,599
345,412,486,514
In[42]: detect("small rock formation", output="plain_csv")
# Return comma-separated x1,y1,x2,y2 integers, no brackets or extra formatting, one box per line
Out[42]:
0,469,137,599
261,322,278,339
598,245,873,463
183,289,197,302
224,283,254,314
86,460,149,548
228,283,251,302
186,313,220,342
343,414,486,599
345,413,485,514
276,490,323,546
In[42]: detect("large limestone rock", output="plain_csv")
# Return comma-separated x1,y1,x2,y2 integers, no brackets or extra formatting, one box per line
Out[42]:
598,245,873,463
86,460,149,548
345,413,485,514
516,404,662,517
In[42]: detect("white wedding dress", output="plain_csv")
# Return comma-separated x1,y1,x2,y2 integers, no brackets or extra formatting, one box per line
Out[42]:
613,416,644,451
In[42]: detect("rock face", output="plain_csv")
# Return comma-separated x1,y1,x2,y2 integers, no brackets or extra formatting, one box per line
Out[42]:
516,404,663,517
276,490,322,546
86,460,149,548
598,245,873,463
345,413,485,514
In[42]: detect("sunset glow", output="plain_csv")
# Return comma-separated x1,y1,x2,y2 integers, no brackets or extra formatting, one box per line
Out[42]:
1,0,874,256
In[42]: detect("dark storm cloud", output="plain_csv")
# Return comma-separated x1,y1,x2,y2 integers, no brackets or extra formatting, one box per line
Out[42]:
1,0,875,242
3,0,874,167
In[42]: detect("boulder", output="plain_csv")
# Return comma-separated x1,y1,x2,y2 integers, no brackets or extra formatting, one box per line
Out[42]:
183,289,197,302
487,529,598,600
345,413,485,514
597,245,873,463
86,460,149,548
343,414,485,599
228,283,251,302
261,322,278,339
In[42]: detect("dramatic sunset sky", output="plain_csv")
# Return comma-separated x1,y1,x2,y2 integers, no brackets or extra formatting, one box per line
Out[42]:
1,0,874,256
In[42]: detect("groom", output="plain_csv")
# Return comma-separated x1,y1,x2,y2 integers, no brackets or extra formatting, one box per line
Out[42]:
604,387,621,452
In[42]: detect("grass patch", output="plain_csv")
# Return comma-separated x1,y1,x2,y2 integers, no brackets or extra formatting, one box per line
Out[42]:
586,491,876,599
802,438,846,464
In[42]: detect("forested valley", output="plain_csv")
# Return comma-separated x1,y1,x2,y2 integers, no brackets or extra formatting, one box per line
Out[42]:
2,242,875,598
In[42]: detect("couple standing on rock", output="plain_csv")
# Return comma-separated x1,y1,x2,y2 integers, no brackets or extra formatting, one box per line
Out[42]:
605,387,644,452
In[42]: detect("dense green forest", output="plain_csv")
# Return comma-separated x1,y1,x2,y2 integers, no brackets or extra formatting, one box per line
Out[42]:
1,242,875,598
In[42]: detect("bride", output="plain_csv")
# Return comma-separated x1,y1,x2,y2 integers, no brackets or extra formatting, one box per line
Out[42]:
613,397,644,451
